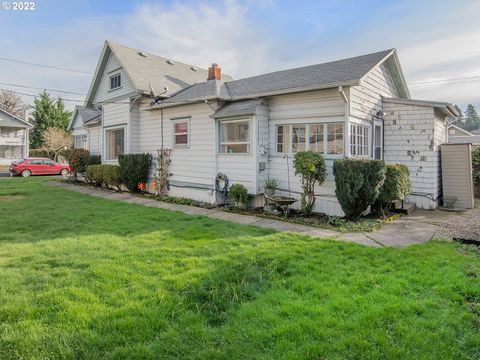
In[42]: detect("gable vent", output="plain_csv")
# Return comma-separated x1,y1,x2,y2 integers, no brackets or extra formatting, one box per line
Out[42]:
138,51,147,57
166,59,175,65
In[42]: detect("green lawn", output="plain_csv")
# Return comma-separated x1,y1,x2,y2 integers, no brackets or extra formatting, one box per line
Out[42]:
0,178,479,359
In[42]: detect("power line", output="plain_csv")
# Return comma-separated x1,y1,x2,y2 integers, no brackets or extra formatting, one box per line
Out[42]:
0,56,93,75
410,75,480,86
0,88,130,105
0,81,86,96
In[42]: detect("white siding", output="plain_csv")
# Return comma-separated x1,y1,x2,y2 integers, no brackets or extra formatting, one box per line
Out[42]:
267,89,346,215
103,102,129,128
93,53,136,105
350,62,399,120
256,103,269,193
88,125,101,155
383,102,443,209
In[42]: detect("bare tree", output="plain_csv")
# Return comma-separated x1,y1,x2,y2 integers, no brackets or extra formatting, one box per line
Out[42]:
0,91,30,119
42,127,72,161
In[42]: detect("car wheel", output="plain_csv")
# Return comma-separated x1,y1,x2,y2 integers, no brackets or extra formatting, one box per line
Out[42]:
21,169,32,177
60,168,69,176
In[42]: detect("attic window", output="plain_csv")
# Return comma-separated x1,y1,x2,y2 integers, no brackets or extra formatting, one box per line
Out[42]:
166,59,175,65
110,73,121,90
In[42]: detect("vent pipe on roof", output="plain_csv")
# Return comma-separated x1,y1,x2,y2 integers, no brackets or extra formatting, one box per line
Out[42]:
207,63,221,81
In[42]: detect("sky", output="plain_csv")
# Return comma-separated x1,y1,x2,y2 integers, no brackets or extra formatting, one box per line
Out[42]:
0,0,479,113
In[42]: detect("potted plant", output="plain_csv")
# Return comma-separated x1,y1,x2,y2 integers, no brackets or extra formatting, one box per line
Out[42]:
263,177,279,197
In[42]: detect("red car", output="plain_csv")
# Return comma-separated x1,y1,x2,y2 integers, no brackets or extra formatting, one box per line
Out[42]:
9,158,71,177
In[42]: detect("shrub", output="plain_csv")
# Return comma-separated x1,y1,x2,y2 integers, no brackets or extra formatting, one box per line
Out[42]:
29,149,54,160
293,151,327,215
118,153,152,193
473,147,480,191
229,183,248,209
85,165,103,187
66,149,90,178
102,165,122,190
333,159,386,220
376,164,411,214
87,154,101,166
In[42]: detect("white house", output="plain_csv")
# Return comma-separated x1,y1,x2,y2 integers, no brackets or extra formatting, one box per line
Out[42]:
0,108,32,165
70,41,458,215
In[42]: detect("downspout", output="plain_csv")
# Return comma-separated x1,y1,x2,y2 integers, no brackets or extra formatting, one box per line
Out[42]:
338,85,349,157
160,108,164,149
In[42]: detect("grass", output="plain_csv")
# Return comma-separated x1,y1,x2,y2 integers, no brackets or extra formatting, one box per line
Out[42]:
0,177,479,359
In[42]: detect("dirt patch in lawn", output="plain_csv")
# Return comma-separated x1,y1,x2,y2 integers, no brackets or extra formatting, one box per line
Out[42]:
0,193,26,201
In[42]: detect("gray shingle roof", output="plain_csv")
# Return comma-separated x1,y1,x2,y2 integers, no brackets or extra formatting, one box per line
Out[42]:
0,108,32,128
154,49,394,108
77,106,101,124
108,42,233,97
212,99,263,119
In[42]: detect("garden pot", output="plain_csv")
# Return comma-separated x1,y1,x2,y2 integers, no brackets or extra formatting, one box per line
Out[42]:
265,188,275,197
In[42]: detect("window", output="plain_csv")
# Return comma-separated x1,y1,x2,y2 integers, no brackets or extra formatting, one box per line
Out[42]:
173,119,189,147
43,160,56,165
74,135,87,150
374,125,382,159
28,159,43,165
350,124,369,157
276,122,344,156
309,124,324,154
219,119,250,153
110,73,121,90
327,124,343,155
105,127,125,160
276,125,290,153
292,125,306,153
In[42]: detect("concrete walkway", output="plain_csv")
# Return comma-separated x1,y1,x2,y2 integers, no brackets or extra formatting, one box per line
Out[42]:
49,181,444,248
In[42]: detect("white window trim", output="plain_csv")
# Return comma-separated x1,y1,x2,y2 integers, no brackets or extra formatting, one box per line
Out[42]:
350,124,370,158
218,118,251,155
275,121,345,159
104,124,126,162
109,72,122,91
171,117,191,148
74,134,88,150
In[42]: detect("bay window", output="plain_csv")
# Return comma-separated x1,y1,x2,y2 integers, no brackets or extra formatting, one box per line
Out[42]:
275,122,344,157
219,119,250,153
105,127,125,160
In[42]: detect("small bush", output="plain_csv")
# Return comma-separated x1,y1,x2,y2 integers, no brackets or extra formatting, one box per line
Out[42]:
102,165,121,190
229,183,248,208
293,151,326,215
87,154,101,166
85,165,103,186
473,147,480,195
333,159,386,220
376,164,411,213
118,153,152,193
66,149,90,178
29,149,54,160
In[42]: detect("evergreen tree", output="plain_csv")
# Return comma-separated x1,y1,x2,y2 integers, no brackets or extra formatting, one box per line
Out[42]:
30,91,72,148
453,104,464,128
464,104,480,132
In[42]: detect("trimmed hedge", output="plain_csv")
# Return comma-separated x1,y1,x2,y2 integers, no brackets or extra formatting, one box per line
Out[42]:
118,153,152,193
473,147,480,190
333,159,386,220
87,155,101,166
377,164,411,209
85,164,121,190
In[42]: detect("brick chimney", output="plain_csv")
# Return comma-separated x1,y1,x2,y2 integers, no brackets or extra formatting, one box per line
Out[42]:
207,63,221,81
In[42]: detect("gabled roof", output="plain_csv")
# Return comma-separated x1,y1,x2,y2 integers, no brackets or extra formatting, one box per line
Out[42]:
383,97,458,117
151,48,409,109
212,99,264,119
68,106,101,130
448,124,473,136
0,108,32,128
85,41,233,106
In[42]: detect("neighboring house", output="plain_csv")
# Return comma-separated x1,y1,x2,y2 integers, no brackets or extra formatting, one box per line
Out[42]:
447,124,480,144
70,40,458,215
0,108,32,165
